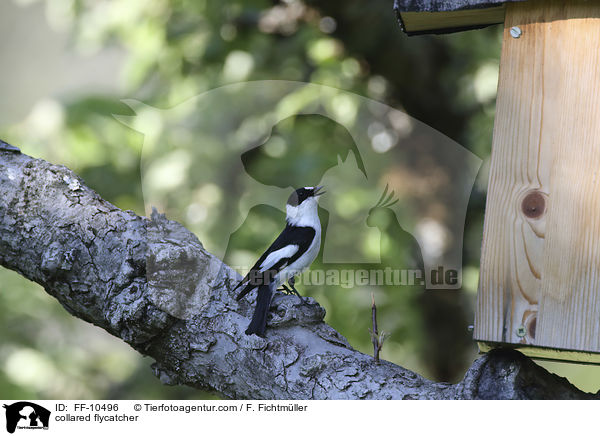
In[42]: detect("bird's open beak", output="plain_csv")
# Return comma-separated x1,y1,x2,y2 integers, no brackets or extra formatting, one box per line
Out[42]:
314,185,326,196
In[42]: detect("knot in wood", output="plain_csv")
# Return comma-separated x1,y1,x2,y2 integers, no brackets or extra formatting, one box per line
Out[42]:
521,191,545,219
528,316,537,339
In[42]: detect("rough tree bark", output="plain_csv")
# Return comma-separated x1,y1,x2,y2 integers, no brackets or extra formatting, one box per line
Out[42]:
0,141,596,399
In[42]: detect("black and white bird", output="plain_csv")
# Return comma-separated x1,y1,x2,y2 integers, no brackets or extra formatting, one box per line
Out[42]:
234,186,324,336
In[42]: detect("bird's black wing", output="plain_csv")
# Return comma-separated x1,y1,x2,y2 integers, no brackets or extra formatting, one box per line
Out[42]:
234,224,315,300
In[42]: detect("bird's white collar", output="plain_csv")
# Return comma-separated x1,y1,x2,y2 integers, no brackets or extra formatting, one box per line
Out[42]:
286,197,320,228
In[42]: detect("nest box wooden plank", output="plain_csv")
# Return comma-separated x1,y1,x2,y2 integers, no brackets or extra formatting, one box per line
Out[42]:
396,0,600,363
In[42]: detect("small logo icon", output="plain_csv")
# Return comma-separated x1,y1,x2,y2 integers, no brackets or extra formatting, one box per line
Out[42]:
3,402,50,434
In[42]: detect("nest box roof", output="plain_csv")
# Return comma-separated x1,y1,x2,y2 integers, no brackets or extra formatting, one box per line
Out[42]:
394,0,528,35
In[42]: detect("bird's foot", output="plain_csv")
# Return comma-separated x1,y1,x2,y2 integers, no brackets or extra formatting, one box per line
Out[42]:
277,283,305,304
278,284,292,294
287,281,308,305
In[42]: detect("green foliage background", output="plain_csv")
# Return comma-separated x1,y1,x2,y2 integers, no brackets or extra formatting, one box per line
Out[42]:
1,0,599,399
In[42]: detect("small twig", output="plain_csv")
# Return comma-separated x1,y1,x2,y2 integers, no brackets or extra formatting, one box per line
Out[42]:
370,292,387,363
371,293,379,362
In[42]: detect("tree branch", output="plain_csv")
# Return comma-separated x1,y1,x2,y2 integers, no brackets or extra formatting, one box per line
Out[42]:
0,142,596,399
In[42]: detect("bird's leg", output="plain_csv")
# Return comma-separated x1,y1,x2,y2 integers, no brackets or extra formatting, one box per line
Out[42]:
287,277,306,303
278,283,303,303
278,284,292,294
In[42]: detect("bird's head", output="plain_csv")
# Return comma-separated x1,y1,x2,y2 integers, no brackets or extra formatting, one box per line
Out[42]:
286,186,325,225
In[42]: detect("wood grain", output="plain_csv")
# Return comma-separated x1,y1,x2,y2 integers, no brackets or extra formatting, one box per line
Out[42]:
475,0,600,353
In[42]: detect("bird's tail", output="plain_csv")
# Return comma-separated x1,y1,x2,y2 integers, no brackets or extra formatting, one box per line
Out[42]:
245,284,273,337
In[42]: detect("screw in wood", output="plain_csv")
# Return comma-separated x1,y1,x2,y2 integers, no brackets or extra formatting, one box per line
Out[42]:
516,325,527,337
510,26,522,38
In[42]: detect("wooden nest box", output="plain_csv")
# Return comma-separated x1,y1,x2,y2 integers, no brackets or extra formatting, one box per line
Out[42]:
396,0,600,363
